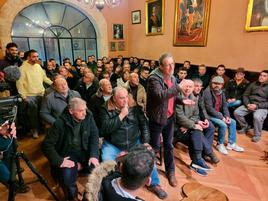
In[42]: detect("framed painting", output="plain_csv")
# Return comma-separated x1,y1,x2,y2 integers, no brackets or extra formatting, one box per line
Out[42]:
245,0,268,32
113,24,124,39
110,42,116,51
132,10,141,24
146,0,164,35
173,0,211,46
118,41,125,51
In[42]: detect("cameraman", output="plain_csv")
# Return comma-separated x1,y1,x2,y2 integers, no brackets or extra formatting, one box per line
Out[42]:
0,121,16,184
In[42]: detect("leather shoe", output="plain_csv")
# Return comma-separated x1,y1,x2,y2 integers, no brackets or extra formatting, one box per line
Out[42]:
147,184,167,199
167,173,177,187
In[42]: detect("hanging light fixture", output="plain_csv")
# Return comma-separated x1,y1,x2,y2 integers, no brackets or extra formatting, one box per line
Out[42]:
79,0,121,11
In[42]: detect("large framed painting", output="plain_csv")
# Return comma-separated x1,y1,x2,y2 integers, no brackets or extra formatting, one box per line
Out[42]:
173,0,211,46
245,0,268,31
146,0,164,35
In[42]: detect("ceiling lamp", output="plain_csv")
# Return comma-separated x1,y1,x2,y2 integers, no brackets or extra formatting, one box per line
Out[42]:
79,0,121,11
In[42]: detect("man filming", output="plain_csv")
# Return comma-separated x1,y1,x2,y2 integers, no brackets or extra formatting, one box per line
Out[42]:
0,120,16,185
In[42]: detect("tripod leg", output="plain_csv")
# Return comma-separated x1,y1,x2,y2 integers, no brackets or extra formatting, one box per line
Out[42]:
19,151,60,201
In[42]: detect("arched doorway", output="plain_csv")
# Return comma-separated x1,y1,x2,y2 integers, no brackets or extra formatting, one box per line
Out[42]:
11,1,98,64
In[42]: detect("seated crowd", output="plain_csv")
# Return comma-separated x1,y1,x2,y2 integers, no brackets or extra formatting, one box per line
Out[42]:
0,42,268,200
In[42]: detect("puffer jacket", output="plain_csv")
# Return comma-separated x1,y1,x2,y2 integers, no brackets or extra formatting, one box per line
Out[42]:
100,96,150,150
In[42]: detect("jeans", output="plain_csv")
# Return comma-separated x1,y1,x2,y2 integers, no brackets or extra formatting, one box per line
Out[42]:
227,100,242,108
149,117,175,175
101,140,160,185
210,117,236,144
234,105,268,137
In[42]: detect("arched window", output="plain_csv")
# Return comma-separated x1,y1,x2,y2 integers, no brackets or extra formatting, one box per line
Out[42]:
12,1,97,65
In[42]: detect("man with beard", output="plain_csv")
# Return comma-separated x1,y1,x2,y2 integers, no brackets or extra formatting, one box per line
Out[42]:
203,76,244,155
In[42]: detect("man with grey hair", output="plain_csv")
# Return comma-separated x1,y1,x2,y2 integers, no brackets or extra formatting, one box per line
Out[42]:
100,87,167,199
40,76,80,127
147,52,186,187
42,97,99,201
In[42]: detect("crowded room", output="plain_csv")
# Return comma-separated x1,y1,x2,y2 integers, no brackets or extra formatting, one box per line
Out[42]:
0,0,267,201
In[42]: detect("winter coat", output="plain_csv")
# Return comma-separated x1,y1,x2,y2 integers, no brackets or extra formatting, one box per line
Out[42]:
42,108,99,167
243,81,268,109
203,87,230,119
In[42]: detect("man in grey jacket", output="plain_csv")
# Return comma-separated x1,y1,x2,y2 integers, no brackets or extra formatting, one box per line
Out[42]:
234,70,268,142
40,76,80,126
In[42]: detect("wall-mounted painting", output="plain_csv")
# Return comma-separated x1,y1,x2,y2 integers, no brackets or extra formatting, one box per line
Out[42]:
173,0,211,46
146,0,164,35
110,42,116,51
245,0,268,31
132,10,141,24
118,41,125,51
113,24,124,39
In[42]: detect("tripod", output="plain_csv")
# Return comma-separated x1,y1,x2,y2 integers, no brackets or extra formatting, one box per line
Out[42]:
0,103,59,201
8,139,60,201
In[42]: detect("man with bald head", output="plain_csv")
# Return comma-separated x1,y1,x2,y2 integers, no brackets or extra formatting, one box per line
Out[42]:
124,72,147,112
40,76,80,126
88,79,113,129
100,87,167,199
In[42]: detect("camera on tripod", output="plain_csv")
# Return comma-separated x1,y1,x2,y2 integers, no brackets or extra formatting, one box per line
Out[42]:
0,95,59,201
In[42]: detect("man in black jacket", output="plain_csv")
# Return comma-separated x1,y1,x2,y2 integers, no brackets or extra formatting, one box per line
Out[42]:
42,97,99,201
234,70,268,142
100,87,167,199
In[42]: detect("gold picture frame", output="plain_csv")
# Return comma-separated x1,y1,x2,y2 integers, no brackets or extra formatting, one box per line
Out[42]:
245,0,268,32
146,0,164,36
173,0,211,46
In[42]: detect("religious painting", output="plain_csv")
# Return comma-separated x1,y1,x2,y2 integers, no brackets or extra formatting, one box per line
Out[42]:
245,0,268,31
113,24,124,39
110,42,116,51
118,41,125,51
173,0,211,46
146,0,164,35
132,10,141,24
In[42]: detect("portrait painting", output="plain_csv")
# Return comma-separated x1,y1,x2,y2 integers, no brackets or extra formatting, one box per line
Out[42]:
146,0,164,35
245,0,268,31
132,10,141,24
118,41,125,51
173,0,211,46
113,24,124,39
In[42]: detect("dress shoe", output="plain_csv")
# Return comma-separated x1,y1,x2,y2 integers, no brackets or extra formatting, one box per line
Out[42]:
167,172,177,187
147,184,167,199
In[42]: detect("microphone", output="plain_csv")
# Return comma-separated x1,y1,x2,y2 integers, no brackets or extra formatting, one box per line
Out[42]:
3,66,21,82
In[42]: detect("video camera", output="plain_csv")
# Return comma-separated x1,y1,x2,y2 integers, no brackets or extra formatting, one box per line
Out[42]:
0,95,22,125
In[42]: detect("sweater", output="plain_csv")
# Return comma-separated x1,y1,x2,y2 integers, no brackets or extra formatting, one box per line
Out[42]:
16,61,52,99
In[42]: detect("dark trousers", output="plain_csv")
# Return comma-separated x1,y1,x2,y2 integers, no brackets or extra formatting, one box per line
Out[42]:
149,117,175,174
52,152,90,200
202,121,215,155
175,126,214,161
